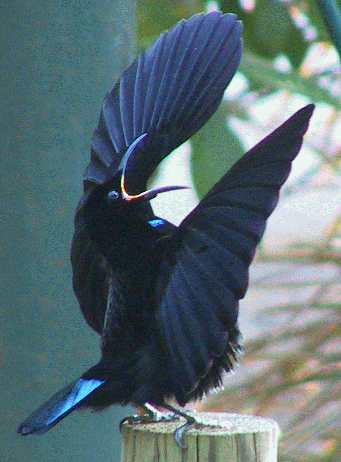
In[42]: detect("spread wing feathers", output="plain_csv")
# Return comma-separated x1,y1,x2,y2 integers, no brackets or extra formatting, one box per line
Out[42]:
17,378,106,435
156,104,315,403
84,11,242,192
72,12,241,334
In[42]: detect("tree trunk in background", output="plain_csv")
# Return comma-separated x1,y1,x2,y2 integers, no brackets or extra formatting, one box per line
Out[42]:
0,1,135,461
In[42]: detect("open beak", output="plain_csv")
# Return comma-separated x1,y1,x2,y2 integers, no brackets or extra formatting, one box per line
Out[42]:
120,133,189,202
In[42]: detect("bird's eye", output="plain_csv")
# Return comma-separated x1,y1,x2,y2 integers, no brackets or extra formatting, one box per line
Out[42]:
107,190,120,201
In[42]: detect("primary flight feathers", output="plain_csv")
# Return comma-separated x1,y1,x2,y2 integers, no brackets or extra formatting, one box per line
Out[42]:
85,12,242,193
157,104,314,402
18,11,314,438
73,11,243,336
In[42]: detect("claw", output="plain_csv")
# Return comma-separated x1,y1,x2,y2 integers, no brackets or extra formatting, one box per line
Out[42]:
119,417,128,432
160,403,197,449
174,416,196,449
119,415,144,432
120,403,196,448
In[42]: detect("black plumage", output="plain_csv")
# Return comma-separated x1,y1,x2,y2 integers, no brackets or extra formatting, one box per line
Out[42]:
18,11,314,437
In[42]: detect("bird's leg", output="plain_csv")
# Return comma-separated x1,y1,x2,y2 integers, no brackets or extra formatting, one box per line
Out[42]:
160,403,197,449
119,402,178,432
143,402,179,421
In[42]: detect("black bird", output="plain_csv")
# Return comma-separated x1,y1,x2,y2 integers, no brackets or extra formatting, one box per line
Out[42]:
18,12,314,447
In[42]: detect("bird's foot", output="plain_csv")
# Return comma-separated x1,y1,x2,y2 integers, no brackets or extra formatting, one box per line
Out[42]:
161,403,197,449
119,414,147,431
119,403,179,432
120,403,198,449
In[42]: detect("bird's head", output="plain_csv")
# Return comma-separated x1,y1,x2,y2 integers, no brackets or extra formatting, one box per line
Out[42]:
82,133,188,221
106,133,189,207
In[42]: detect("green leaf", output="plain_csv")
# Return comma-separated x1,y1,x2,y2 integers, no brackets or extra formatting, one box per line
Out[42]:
294,0,341,42
220,0,308,67
190,106,244,198
137,0,205,46
240,50,341,108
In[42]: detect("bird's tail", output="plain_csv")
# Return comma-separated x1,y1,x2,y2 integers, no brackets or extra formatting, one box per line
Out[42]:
17,373,106,435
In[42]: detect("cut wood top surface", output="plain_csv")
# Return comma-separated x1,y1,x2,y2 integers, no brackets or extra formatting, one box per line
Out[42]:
121,412,279,462
122,411,279,436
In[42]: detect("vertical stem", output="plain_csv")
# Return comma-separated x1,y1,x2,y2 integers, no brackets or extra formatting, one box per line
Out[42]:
317,0,341,60
1,1,136,461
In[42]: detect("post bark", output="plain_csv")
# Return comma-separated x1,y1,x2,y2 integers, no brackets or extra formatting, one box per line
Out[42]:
121,412,279,462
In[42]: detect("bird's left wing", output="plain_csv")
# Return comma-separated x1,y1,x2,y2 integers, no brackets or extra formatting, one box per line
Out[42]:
83,12,242,193
71,217,111,334
155,104,314,404
72,12,242,335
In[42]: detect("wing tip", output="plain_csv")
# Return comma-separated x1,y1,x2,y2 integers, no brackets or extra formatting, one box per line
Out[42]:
296,103,315,121
285,103,315,138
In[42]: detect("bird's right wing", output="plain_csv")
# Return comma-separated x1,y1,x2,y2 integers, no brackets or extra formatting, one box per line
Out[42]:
155,105,315,404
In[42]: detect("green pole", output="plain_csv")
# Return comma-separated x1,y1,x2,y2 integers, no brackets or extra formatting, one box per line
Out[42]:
317,0,341,60
0,1,135,461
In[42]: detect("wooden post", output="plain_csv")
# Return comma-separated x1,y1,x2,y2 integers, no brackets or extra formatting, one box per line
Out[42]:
121,412,279,462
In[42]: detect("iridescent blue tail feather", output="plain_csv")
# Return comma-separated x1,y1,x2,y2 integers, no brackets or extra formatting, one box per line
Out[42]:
17,378,106,435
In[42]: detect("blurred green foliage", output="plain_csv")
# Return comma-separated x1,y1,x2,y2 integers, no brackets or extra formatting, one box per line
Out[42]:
138,1,341,461
240,50,341,108
221,0,308,67
137,0,206,43
190,106,244,196
308,0,341,43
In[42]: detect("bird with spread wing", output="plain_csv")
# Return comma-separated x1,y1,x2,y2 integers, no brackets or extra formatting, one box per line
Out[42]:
18,11,314,448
